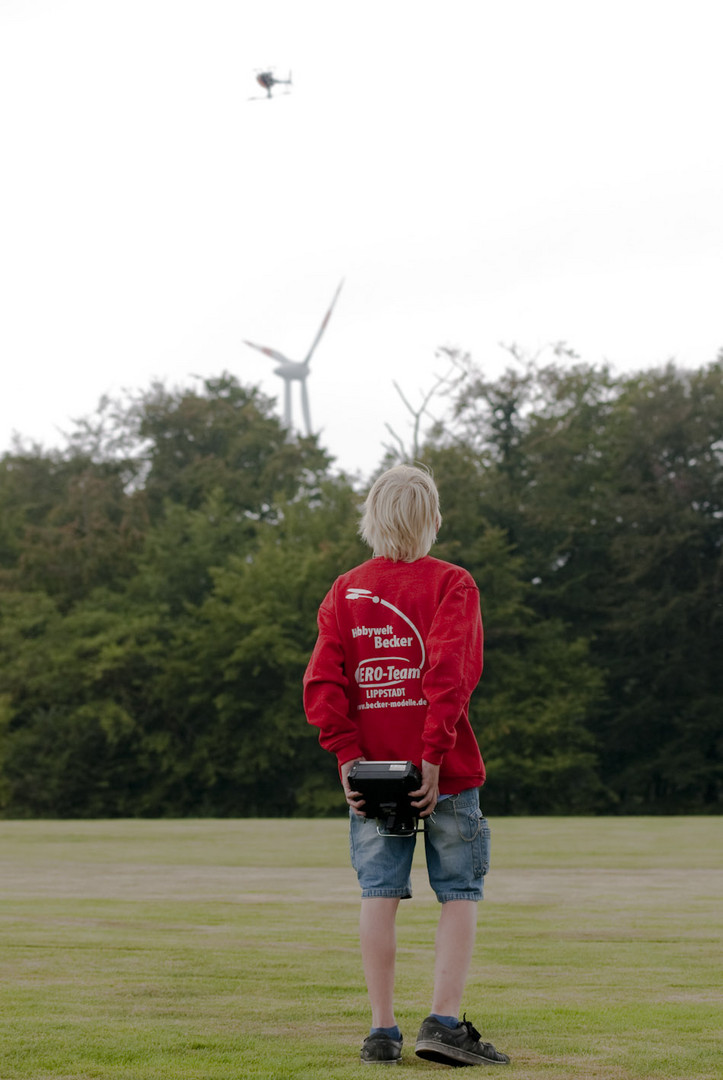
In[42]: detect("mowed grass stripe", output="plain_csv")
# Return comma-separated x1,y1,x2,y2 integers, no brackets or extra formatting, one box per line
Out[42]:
1,817,721,1079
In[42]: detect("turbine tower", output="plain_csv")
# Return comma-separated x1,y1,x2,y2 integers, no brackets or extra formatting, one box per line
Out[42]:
244,280,344,436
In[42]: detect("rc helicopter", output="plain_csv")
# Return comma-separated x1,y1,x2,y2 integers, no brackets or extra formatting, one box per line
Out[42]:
250,69,292,100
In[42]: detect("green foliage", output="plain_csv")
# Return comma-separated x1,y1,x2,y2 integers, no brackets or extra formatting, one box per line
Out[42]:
0,452,147,605
0,588,166,816
0,377,360,817
0,358,720,816
434,353,723,812
133,375,330,519
144,484,367,816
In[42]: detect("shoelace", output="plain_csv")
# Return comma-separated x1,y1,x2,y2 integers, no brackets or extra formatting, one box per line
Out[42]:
461,1014,482,1043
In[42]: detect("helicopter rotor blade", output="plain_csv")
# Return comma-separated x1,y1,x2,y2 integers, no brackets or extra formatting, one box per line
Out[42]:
302,279,344,366
243,340,291,364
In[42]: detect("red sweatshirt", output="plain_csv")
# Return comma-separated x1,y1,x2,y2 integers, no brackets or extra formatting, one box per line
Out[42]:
303,555,485,794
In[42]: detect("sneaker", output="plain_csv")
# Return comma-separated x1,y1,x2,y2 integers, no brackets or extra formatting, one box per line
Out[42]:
415,1013,510,1066
360,1030,403,1065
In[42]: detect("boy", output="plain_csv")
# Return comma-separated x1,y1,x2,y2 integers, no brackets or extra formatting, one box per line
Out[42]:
303,465,510,1066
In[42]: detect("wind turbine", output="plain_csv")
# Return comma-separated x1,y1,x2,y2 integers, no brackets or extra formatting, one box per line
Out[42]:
244,280,344,436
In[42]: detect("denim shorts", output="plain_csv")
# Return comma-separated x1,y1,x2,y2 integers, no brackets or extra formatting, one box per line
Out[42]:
349,788,490,903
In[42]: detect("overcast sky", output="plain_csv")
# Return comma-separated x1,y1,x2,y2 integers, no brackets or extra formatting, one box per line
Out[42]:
1,0,721,477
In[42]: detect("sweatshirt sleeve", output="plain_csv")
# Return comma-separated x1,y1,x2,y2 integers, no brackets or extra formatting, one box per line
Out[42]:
420,580,483,765
303,589,363,767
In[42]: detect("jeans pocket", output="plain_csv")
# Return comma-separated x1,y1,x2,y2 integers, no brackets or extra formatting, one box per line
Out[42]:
454,802,484,841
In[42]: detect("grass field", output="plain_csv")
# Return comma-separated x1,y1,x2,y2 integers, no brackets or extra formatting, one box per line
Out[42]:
0,817,721,1079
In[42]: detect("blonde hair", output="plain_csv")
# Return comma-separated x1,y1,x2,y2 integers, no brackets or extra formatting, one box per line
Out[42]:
359,465,441,562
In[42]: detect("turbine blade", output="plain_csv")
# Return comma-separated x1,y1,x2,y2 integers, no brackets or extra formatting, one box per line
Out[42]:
243,340,290,364
303,279,344,365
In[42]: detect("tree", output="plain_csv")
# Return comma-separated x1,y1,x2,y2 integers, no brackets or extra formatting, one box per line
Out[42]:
427,354,723,811
131,481,366,816
131,375,331,519
424,443,607,813
1,357,719,817
0,376,360,816
0,588,163,816
589,362,723,809
0,449,147,607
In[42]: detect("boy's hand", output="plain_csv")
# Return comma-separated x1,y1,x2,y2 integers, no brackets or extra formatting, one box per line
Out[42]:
341,757,367,817
410,759,440,818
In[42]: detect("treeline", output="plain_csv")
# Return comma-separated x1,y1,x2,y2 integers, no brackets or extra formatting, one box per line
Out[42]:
0,358,720,817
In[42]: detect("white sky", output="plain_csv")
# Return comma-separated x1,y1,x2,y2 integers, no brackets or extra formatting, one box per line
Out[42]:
1,0,721,477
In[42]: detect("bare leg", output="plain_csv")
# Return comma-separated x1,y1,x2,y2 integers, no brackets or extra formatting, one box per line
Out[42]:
431,900,478,1017
359,897,400,1028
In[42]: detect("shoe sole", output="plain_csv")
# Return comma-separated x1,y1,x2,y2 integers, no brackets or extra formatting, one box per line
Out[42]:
415,1040,510,1066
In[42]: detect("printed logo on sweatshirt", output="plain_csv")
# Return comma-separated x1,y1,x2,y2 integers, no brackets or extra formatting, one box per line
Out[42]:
345,588,426,701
